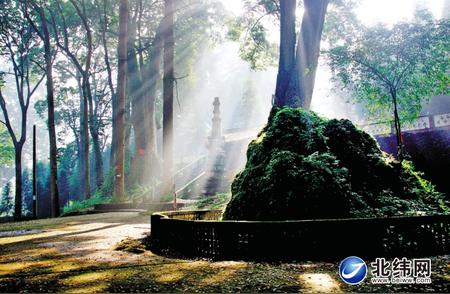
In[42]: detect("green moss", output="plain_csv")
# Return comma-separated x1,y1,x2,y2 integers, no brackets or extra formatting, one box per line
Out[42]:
223,107,447,220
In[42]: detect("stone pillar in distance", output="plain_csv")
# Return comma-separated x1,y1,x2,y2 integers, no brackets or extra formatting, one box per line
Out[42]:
204,97,226,196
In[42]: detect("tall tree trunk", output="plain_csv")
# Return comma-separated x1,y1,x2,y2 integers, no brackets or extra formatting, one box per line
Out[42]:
91,126,104,187
80,77,91,199
278,0,329,109
127,17,145,186
54,0,92,199
130,20,164,187
39,6,60,217
87,86,104,188
125,90,132,153
14,145,23,219
110,93,118,167
100,0,117,169
391,89,403,159
162,0,175,197
143,22,164,188
124,17,134,158
114,0,129,200
274,0,296,107
75,73,86,196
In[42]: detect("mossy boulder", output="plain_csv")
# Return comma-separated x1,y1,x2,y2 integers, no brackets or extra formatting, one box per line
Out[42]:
223,107,448,220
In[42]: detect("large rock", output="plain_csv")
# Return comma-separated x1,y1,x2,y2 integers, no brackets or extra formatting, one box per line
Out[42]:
223,107,448,220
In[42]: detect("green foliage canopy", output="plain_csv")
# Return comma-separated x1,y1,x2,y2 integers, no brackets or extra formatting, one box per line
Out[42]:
0,124,14,166
325,11,450,122
0,182,13,216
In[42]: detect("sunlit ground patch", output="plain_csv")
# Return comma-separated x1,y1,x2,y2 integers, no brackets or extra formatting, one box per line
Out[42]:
155,271,185,283
50,258,88,273
299,273,341,293
0,259,55,276
62,271,110,286
201,261,247,285
155,260,209,279
0,230,57,245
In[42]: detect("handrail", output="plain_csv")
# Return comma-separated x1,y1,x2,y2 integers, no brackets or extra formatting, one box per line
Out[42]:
175,171,205,195
359,112,450,136
174,155,207,176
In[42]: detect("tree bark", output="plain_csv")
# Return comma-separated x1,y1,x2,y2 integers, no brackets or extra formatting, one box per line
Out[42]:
274,0,296,107
87,77,104,188
90,123,104,187
276,0,329,109
143,22,164,187
127,16,145,186
129,20,164,187
114,0,129,200
14,146,23,219
74,71,89,199
38,5,60,217
162,0,175,197
99,0,117,169
110,94,118,167
80,0,94,197
391,88,403,159
79,83,90,198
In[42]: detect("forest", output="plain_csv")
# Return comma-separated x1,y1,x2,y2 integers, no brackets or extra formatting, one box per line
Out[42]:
0,0,449,293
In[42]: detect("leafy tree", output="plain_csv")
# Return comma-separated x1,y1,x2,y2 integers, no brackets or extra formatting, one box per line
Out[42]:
228,0,330,109
0,0,45,219
50,0,94,198
325,11,449,158
21,168,32,216
126,0,226,189
32,0,115,197
0,182,13,216
0,124,14,166
22,0,60,217
226,0,279,70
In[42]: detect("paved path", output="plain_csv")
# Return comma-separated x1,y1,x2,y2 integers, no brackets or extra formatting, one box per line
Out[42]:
0,212,150,265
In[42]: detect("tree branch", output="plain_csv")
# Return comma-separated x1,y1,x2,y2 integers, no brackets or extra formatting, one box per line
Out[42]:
0,89,18,144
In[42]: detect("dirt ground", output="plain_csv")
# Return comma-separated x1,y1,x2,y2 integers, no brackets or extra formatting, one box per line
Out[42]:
0,212,448,293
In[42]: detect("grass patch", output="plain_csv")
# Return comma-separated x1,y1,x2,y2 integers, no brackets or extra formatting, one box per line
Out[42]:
184,193,231,210
62,192,111,216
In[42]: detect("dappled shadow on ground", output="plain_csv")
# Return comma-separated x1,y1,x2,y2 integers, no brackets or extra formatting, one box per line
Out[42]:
106,260,342,293
0,212,152,293
0,212,448,293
